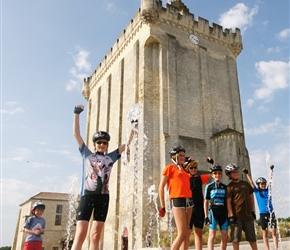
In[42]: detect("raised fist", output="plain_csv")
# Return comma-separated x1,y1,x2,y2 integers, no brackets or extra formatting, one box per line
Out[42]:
74,105,84,114
207,157,214,164
243,168,249,174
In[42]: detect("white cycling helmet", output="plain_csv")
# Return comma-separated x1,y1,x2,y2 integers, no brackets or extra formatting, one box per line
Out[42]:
225,163,239,175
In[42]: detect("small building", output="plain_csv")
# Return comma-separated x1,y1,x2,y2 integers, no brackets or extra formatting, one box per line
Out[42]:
12,192,79,250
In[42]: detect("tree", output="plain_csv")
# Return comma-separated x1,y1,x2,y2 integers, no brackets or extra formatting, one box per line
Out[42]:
0,247,11,250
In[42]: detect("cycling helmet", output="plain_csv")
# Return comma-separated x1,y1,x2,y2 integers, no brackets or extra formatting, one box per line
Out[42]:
92,131,110,142
225,163,239,175
210,164,223,173
256,177,267,185
31,201,45,214
169,146,185,156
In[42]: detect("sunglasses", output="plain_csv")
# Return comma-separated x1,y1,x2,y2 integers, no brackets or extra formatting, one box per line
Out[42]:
189,166,198,170
96,141,108,145
212,171,222,175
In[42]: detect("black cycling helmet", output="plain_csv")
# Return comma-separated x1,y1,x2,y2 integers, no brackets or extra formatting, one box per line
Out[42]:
92,131,110,142
225,163,239,175
256,177,267,185
169,146,185,156
31,201,45,214
210,164,223,173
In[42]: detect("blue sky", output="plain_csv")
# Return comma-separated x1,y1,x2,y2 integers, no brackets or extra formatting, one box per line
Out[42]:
1,0,289,247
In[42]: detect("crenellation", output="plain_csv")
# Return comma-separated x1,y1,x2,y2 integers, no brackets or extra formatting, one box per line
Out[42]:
87,2,242,94
180,12,195,27
212,22,224,38
168,0,189,13
86,10,144,92
196,16,210,33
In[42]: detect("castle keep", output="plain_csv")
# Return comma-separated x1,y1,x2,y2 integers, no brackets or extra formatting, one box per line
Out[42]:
81,0,250,249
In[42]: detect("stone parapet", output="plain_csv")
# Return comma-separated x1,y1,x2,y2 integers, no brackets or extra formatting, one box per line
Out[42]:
83,0,242,99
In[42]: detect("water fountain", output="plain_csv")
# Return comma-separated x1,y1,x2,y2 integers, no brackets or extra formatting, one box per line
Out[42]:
64,176,79,250
265,151,283,249
120,103,152,249
147,184,161,248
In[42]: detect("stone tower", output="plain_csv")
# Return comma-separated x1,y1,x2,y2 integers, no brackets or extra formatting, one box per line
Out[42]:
81,0,249,249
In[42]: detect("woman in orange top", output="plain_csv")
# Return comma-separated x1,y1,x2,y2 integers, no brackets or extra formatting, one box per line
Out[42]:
158,146,193,250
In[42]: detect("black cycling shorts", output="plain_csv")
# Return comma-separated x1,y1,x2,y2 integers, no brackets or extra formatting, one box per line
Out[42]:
171,198,193,208
189,207,205,229
260,213,277,230
76,194,109,222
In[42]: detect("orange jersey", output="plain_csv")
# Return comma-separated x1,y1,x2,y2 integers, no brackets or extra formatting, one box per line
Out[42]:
162,164,191,199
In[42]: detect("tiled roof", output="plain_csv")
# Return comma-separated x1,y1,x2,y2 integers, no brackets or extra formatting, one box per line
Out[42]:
19,192,79,206
32,192,70,200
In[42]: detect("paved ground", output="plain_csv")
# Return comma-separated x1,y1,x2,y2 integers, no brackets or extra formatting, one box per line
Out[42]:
211,239,289,249
139,238,290,249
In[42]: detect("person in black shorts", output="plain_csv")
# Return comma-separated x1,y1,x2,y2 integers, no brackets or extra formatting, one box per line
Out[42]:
184,157,210,250
71,104,135,250
158,146,193,250
226,163,257,250
204,163,228,250
244,165,278,250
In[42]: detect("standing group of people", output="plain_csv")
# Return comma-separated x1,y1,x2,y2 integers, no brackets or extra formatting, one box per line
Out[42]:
22,105,278,250
158,145,278,250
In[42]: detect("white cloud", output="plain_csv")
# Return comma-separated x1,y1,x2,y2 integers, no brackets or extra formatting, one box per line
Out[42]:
218,3,258,33
256,104,269,112
1,102,24,115
66,47,91,92
2,147,60,169
105,2,117,12
9,147,33,162
277,28,290,42
70,68,88,82
66,79,80,91
73,49,91,72
267,46,282,53
1,176,80,208
246,98,255,107
248,60,289,104
1,178,38,206
245,117,282,136
42,148,81,164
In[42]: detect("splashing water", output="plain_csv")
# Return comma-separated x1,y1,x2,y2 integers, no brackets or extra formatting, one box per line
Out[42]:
120,103,149,249
123,103,146,165
148,185,161,249
65,176,78,250
265,152,273,221
265,151,271,166
264,152,282,249
168,195,174,246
